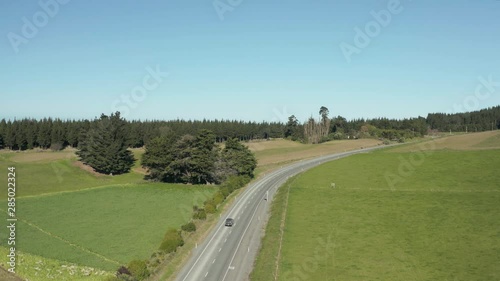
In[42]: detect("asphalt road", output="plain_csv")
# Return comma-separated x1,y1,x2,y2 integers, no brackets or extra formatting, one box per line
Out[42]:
174,145,386,281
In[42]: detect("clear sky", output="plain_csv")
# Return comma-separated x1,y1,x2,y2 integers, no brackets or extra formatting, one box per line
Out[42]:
1,0,499,123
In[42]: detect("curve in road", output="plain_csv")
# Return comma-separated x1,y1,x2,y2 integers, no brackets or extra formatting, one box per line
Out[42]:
175,145,386,281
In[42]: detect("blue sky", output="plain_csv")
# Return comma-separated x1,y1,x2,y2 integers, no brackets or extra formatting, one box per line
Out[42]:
1,0,499,123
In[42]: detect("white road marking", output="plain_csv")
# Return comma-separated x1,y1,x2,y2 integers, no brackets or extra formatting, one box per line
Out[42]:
221,198,264,281
205,272,209,277
213,259,216,264
219,248,222,252
179,146,387,281
180,183,262,281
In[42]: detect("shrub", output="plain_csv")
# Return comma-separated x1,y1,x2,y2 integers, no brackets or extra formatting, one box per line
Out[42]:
127,260,149,281
112,266,136,281
193,209,207,220
224,175,250,192
159,228,184,253
224,176,238,190
181,221,196,232
224,181,236,194
213,191,225,206
333,132,345,140
116,266,131,277
217,175,252,202
320,135,332,143
205,202,216,214
234,175,251,187
220,186,230,198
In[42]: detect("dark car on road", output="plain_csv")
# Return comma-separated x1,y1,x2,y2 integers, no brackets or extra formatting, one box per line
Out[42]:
225,218,234,227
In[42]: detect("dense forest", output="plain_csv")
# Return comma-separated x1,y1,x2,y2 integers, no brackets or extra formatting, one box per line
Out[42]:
0,105,499,150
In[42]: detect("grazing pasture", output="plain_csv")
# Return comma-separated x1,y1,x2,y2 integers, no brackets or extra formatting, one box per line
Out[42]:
0,149,215,280
252,132,500,281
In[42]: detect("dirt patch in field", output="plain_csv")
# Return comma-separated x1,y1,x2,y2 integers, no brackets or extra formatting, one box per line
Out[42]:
389,131,500,153
253,139,384,167
10,148,76,163
246,139,303,152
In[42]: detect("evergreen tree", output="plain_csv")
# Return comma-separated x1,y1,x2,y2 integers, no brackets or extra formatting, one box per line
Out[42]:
37,118,52,149
66,121,80,148
3,121,13,149
14,120,28,150
0,119,6,149
76,128,90,161
215,138,256,183
128,121,145,147
1,105,498,151
51,119,66,150
143,131,257,184
25,119,37,149
167,134,196,183
76,112,135,174
6,121,21,150
284,115,299,139
141,134,178,181
189,129,218,184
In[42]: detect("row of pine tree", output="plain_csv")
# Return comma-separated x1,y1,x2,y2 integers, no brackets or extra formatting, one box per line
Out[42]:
0,105,499,150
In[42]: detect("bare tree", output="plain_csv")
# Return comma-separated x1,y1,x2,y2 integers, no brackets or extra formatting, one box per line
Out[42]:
304,106,331,144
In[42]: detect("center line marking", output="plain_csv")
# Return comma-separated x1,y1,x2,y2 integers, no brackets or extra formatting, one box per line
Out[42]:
179,148,384,281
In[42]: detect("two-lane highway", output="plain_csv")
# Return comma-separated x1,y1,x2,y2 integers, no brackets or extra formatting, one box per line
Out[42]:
175,145,386,281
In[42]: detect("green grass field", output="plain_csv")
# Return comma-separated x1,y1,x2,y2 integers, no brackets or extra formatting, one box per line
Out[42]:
0,246,111,281
0,152,144,199
1,183,214,271
252,148,500,281
0,149,216,280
